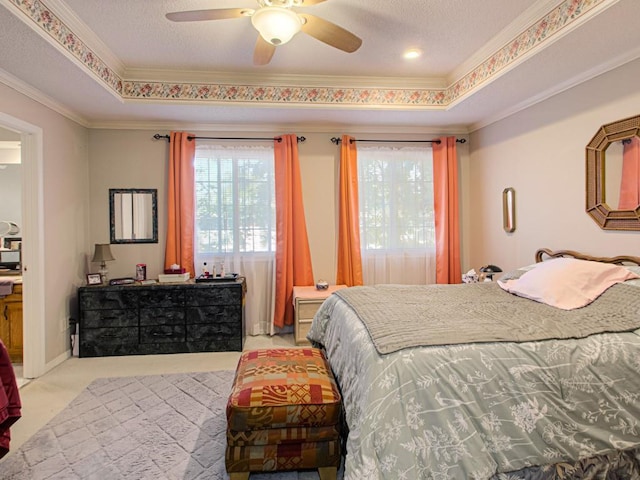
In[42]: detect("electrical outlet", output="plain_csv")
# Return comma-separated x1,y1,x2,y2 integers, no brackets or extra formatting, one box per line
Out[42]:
59,316,68,333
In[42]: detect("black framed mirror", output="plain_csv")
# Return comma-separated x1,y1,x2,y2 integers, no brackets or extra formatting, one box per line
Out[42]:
586,114,640,231
109,188,158,243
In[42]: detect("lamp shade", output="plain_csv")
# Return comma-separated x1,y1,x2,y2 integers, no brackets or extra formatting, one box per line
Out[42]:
251,7,302,46
92,244,115,263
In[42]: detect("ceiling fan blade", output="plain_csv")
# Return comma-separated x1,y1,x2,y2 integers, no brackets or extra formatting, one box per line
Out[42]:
166,8,250,22
299,14,362,53
254,35,277,66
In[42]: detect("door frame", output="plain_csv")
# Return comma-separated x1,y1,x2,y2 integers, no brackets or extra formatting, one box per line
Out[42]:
0,112,45,378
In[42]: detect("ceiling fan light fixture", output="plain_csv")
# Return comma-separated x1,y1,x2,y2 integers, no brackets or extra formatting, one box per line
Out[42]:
251,7,302,46
403,48,422,60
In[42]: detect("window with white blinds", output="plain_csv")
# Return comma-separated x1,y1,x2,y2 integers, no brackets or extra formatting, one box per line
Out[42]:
194,144,275,255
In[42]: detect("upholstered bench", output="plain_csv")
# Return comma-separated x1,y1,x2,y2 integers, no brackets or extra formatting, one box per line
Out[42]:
225,348,342,480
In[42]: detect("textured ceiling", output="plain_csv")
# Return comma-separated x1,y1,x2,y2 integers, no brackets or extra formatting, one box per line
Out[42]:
0,0,639,132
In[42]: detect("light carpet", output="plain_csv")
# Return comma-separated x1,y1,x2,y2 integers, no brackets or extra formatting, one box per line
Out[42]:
1,370,341,480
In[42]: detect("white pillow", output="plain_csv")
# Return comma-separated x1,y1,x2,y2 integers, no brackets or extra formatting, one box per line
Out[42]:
498,257,639,310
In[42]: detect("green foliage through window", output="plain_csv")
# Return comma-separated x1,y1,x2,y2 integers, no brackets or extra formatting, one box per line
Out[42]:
195,145,275,254
358,147,435,251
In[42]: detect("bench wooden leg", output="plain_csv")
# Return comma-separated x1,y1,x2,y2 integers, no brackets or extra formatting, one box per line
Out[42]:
318,466,337,480
229,473,250,480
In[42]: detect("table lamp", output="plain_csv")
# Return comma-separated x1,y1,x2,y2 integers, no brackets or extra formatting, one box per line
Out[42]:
92,243,115,284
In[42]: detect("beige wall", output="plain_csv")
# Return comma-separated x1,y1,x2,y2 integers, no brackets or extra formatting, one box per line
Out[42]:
467,58,640,275
0,82,89,365
88,130,467,284
88,130,168,280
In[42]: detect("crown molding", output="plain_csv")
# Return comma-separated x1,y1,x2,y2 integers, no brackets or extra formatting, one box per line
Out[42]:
124,67,447,90
0,67,89,127
87,120,469,136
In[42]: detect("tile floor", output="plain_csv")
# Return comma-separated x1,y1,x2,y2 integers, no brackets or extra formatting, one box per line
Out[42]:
8,334,298,454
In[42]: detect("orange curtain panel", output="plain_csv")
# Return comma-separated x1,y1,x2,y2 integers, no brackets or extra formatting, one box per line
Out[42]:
433,137,461,284
164,131,196,276
273,134,315,328
618,137,640,210
336,135,363,286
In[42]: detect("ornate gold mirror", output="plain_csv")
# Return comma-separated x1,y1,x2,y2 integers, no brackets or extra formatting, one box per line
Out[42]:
586,114,640,230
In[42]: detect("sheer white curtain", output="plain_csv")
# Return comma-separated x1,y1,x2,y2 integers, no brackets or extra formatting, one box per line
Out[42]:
193,143,275,336
358,145,437,285
194,252,275,336
361,250,436,285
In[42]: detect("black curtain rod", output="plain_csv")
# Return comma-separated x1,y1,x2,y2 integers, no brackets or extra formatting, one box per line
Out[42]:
330,137,466,145
153,134,305,143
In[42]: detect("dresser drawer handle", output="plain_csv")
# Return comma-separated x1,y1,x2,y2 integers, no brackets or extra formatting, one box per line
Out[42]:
151,331,175,337
101,332,120,338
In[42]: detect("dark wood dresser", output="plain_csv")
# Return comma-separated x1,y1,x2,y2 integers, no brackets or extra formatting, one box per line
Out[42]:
78,278,246,357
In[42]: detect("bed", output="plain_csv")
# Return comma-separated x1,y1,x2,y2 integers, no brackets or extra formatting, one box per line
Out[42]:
307,248,640,479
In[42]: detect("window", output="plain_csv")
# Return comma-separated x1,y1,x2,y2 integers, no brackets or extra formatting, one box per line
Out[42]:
357,145,436,285
358,146,435,251
194,144,275,255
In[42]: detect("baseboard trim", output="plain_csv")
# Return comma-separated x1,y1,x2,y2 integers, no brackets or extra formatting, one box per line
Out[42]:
42,349,71,376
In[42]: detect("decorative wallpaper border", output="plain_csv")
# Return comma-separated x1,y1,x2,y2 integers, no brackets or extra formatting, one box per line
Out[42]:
120,82,449,107
8,0,607,108
449,0,605,103
9,0,123,95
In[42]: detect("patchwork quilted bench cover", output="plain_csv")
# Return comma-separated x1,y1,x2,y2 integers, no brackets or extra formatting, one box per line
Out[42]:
225,348,342,480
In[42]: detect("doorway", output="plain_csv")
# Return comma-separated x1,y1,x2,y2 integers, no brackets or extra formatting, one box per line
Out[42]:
0,112,45,379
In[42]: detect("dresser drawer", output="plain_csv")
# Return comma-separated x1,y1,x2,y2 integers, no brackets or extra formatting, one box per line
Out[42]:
186,286,242,306
296,300,322,319
140,325,186,344
138,289,184,308
186,305,241,324
80,290,138,310
140,307,185,326
82,309,138,328
81,326,139,345
296,321,312,343
187,322,238,340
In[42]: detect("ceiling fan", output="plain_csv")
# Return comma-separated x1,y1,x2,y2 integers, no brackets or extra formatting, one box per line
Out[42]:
166,0,362,65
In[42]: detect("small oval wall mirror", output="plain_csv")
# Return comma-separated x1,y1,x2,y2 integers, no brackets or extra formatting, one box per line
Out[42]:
503,187,516,233
109,188,158,244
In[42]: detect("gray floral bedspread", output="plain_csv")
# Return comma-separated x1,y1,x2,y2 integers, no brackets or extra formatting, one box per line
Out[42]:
308,287,640,480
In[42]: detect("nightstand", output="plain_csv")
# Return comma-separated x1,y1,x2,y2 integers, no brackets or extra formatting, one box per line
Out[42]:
292,285,347,345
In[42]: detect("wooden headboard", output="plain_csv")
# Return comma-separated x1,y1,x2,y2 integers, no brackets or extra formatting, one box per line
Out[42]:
535,248,640,266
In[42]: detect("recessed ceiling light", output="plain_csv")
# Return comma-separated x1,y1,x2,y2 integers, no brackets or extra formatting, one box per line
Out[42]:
403,49,422,60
